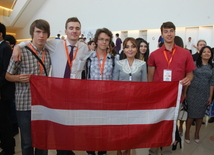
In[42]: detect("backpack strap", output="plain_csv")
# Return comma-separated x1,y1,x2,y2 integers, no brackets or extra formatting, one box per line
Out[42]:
25,46,48,77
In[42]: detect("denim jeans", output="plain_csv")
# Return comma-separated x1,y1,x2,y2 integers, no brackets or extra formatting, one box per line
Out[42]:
16,111,48,155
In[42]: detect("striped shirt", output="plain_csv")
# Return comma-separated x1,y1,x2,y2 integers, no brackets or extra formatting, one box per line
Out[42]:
7,43,51,111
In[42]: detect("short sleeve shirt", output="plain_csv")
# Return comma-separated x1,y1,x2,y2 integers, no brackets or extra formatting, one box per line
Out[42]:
7,43,51,111
148,44,195,82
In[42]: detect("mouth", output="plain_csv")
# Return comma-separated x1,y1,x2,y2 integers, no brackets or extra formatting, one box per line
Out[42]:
127,52,134,55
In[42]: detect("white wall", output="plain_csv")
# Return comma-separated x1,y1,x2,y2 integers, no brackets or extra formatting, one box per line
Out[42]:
8,0,214,51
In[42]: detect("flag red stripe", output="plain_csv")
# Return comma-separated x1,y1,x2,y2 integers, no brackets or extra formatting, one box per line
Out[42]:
30,75,179,110
32,120,173,151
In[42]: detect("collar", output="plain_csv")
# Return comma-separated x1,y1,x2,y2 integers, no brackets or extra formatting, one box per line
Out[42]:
66,39,78,47
91,51,112,59
0,40,4,44
30,42,45,52
161,44,177,52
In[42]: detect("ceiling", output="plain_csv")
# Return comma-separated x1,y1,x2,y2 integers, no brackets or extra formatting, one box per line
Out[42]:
0,0,16,9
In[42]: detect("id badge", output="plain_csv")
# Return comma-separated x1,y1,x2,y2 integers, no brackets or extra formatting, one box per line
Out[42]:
163,69,172,81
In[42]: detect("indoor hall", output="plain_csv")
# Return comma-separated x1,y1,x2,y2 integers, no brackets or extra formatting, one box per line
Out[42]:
1,0,214,155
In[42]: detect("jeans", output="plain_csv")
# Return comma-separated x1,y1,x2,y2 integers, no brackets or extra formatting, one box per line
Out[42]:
16,111,48,155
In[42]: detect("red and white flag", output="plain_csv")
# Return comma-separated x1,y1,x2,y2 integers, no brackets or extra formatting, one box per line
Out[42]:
30,75,182,151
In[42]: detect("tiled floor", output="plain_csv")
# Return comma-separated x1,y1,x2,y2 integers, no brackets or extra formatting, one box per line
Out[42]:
3,116,214,155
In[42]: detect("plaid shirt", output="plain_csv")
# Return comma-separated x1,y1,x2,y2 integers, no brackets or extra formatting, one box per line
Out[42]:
7,43,51,111
87,51,114,80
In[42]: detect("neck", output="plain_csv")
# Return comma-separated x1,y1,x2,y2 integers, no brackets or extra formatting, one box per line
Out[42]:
67,39,78,46
127,57,135,66
139,53,144,59
164,42,174,51
32,41,44,51
202,59,208,65
96,48,107,58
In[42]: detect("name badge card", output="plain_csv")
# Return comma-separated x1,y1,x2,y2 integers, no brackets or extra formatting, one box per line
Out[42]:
163,69,172,81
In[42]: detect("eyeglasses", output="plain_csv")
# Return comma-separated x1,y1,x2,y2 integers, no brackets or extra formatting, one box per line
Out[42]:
98,38,110,43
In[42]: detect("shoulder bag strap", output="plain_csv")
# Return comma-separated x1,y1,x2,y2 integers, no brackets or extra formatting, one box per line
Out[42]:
25,46,48,76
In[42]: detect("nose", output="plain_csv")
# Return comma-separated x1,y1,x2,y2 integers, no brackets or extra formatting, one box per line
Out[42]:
128,47,133,51
40,32,44,37
73,28,77,33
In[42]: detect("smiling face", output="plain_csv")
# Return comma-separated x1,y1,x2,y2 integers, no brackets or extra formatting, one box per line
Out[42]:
65,22,81,43
161,28,175,44
201,47,212,61
124,40,137,58
139,42,148,55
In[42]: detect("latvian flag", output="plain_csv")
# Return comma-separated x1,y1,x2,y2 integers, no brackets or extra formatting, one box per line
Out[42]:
30,75,182,151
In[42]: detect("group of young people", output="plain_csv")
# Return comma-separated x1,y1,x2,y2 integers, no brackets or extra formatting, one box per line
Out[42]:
0,16,214,155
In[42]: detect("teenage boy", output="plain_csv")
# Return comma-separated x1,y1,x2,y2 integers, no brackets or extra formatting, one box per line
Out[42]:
147,21,195,155
85,28,115,155
6,19,51,155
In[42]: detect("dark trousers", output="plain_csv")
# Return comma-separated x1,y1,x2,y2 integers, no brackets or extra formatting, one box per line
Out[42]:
56,150,75,155
0,99,15,154
86,151,107,155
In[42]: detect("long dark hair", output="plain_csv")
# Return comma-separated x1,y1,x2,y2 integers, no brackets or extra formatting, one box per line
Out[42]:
196,46,213,68
136,38,149,62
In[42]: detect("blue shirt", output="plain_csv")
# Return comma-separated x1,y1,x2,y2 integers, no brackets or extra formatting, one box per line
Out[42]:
87,51,114,80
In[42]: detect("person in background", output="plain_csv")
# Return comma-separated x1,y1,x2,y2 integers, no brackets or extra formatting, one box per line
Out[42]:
136,38,149,62
88,40,96,51
158,35,164,47
192,40,206,61
185,37,196,54
4,35,19,137
0,22,15,155
208,48,214,124
113,37,147,155
79,37,84,42
185,46,214,144
109,42,117,57
55,34,60,39
115,33,122,54
5,35,16,49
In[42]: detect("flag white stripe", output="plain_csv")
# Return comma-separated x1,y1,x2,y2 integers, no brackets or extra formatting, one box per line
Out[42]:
32,105,176,125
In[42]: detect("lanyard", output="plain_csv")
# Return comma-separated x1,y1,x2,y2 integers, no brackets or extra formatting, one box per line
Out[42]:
163,48,176,68
64,41,79,69
96,52,107,76
27,43,45,75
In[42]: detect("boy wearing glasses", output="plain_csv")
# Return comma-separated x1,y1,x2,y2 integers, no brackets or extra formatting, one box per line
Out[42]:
85,28,115,155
